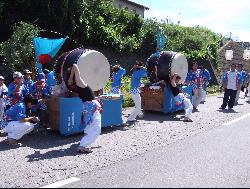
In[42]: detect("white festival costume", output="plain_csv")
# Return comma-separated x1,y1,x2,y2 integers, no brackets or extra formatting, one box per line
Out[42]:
80,100,102,148
3,121,35,140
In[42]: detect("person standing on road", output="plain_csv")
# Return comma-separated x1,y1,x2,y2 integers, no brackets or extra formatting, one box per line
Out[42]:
170,73,193,122
186,62,203,111
127,61,147,123
77,99,103,154
220,64,242,110
111,64,126,94
200,66,211,103
235,63,248,104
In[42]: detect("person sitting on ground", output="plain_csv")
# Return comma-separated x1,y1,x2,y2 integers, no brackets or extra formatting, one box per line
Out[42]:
111,64,126,94
44,69,57,92
171,73,193,122
67,64,95,102
29,73,51,129
1,95,39,145
23,69,34,96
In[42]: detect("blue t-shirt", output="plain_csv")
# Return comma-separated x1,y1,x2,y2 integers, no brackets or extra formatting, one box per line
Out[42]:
81,101,102,128
130,68,147,94
46,71,57,89
238,70,248,83
29,82,50,99
112,68,126,88
186,69,203,83
202,69,211,82
23,79,34,96
5,102,26,121
7,83,25,105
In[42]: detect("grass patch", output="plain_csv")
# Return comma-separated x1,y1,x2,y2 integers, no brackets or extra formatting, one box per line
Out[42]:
207,85,223,96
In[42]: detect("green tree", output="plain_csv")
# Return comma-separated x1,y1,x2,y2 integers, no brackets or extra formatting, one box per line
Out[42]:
0,22,41,75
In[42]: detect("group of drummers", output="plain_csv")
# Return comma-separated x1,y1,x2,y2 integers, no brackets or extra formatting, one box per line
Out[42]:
0,60,249,153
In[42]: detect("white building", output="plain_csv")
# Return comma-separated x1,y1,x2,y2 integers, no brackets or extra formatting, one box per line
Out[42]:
113,0,149,18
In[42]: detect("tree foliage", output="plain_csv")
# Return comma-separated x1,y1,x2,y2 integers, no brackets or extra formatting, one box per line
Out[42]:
0,0,222,77
0,22,40,75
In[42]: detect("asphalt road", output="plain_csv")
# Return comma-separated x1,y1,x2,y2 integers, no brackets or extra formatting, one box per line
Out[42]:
0,94,250,188
66,110,250,188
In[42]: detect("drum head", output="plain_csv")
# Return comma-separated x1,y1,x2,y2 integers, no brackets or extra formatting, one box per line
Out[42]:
171,53,188,83
77,50,110,91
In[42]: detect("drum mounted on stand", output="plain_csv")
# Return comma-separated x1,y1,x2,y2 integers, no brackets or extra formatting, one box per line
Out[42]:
146,51,188,84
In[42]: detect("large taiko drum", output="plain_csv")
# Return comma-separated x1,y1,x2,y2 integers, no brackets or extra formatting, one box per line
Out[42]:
146,51,188,83
56,48,110,92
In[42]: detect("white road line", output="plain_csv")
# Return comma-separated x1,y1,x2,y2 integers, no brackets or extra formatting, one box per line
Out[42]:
41,177,80,188
222,113,250,126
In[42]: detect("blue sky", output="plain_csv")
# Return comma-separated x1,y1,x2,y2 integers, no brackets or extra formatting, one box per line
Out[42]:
133,0,250,42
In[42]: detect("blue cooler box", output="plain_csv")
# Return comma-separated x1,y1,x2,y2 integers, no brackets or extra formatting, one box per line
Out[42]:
99,94,124,128
51,95,123,136
163,86,193,114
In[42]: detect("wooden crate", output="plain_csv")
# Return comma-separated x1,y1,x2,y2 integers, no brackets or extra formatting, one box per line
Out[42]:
46,97,60,130
141,87,164,112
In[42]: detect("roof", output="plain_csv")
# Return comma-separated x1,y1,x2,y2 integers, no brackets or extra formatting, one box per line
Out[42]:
120,0,150,10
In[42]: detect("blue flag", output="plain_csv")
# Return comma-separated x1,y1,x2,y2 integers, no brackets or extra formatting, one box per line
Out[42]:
33,37,67,73
156,28,167,51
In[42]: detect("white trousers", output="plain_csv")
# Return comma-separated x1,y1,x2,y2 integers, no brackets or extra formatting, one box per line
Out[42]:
80,112,102,148
0,101,5,121
202,90,207,102
248,85,250,101
183,98,193,119
192,88,203,108
3,121,34,140
235,84,243,102
128,93,142,122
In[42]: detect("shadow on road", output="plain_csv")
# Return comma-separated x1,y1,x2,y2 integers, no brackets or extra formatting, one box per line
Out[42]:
216,109,239,114
25,143,80,162
142,111,186,123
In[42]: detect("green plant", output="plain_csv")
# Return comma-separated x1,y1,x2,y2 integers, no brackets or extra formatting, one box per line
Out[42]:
0,21,40,76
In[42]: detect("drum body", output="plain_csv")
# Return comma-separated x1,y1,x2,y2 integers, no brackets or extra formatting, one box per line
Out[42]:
56,48,110,92
146,51,188,83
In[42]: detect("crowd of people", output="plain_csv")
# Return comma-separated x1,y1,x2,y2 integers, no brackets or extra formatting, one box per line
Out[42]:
0,69,56,144
0,61,249,153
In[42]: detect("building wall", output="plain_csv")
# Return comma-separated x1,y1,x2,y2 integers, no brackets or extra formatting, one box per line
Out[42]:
113,0,145,17
220,41,250,73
